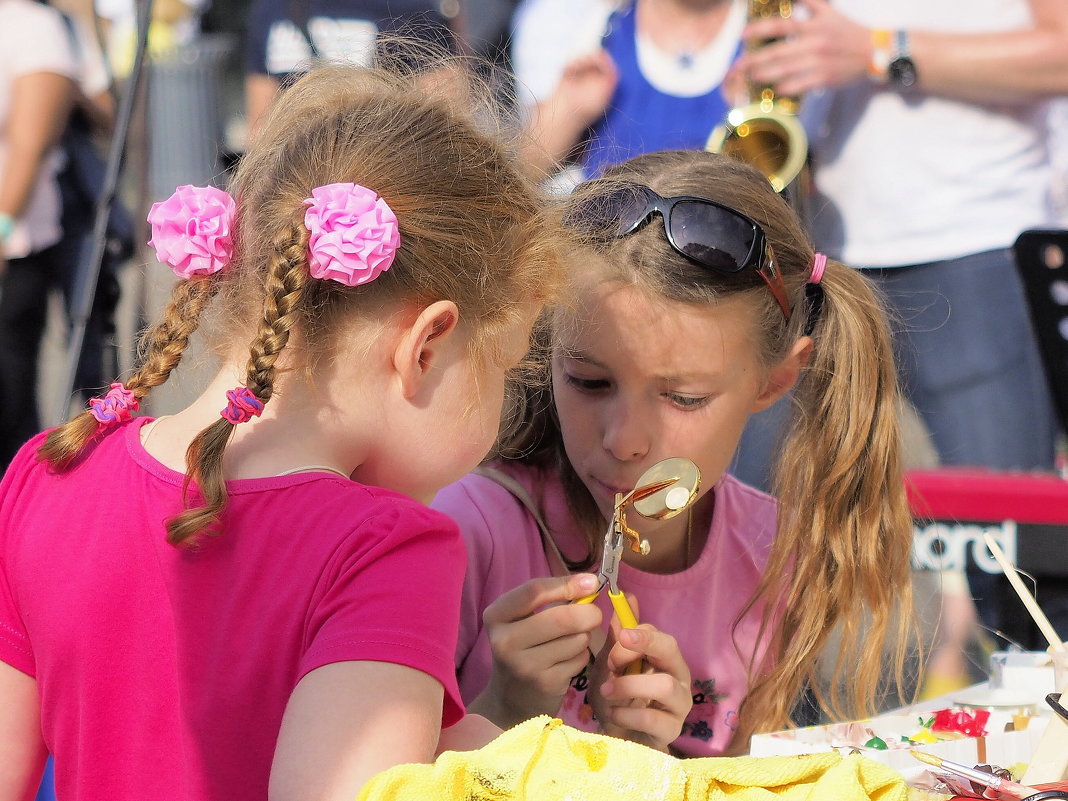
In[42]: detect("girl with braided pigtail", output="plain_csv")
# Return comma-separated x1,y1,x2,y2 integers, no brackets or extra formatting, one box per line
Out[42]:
436,149,917,757
169,220,313,545
0,60,563,801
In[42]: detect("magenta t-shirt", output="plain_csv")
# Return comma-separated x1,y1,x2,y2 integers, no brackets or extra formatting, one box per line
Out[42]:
0,419,465,800
433,463,777,756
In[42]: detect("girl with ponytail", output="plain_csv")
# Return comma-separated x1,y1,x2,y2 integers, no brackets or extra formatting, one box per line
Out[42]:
435,149,916,756
0,61,561,800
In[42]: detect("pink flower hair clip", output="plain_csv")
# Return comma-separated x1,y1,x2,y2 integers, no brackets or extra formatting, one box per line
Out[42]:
303,182,400,286
88,382,139,426
148,185,237,279
220,386,264,425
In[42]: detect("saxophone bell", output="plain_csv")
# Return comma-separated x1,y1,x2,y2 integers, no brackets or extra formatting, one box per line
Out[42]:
707,0,808,197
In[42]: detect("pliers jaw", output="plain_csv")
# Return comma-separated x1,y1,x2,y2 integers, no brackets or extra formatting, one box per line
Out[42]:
600,526,625,596
575,523,622,604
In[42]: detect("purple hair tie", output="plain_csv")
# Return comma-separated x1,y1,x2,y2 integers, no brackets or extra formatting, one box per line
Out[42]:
220,387,264,425
88,382,139,425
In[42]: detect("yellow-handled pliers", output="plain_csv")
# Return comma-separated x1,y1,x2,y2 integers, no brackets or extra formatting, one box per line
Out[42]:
574,478,676,673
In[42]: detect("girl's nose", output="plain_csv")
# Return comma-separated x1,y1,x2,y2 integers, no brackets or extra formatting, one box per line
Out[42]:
602,404,650,462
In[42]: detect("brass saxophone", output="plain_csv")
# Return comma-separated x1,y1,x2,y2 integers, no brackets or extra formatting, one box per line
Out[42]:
706,0,808,196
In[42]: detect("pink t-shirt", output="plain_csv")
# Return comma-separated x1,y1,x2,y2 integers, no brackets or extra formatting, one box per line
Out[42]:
0,419,465,801
433,463,776,756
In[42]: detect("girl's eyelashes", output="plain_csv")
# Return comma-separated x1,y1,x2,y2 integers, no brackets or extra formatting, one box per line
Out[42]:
666,393,710,410
563,371,711,409
563,373,610,393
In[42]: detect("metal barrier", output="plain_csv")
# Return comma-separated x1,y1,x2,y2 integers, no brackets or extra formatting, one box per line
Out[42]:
147,34,236,195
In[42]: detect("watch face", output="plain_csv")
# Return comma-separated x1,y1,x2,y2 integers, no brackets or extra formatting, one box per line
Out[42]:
888,56,918,88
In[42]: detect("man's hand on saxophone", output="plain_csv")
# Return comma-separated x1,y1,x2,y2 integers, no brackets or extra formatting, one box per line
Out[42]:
736,0,872,96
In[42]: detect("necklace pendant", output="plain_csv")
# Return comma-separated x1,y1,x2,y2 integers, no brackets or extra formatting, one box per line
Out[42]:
678,51,695,69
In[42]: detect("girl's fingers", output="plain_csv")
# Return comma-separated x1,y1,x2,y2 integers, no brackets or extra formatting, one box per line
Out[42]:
498,631,594,680
599,671,690,714
601,704,684,747
607,625,689,684
483,573,602,626
488,600,602,656
483,575,604,698
620,627,688,672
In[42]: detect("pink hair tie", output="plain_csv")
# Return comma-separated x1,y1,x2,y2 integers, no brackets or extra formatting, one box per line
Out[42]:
88,382,139,425
803,253,828,336
220,387,264,425
303,182,400,286
147,185,237,278
809,252,828,284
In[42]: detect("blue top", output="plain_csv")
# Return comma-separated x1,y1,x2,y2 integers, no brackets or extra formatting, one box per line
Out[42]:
582,3,738,177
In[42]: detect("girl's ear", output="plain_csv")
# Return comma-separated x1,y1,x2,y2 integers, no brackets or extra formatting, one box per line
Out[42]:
392,300,461,398
753,335,813,412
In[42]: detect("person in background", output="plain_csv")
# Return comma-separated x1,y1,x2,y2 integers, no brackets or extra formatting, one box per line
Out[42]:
0,0,77,467
737,0,1068,678
434,149,917,756
0,61,561,800
49,0,131,405
511,0,745,187
243,0,456,141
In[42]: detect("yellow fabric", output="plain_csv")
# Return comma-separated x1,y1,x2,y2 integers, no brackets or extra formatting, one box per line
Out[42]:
358,716,908,801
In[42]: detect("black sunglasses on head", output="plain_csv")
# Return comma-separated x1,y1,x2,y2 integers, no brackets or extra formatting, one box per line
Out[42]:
564,183,792,320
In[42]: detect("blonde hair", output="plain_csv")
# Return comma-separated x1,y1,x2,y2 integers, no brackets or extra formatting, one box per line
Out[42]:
500,150,915,750
39,61,562,545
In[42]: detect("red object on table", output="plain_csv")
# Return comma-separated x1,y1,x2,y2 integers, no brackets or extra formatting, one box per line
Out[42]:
931,707,990,738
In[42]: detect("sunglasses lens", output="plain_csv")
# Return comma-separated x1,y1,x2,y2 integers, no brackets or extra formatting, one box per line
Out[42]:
669,201,757,273
565,185,652,237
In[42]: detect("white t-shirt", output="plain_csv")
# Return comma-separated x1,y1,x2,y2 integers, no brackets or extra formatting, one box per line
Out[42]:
0,0,78,259
802,0,1052,267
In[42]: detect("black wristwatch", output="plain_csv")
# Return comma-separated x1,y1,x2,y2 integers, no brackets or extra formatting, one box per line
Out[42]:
887,29,918,89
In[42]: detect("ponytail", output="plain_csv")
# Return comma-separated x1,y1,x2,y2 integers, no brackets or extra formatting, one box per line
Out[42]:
731,258,917,750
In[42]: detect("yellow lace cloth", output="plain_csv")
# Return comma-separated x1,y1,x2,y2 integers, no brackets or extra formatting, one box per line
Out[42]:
358,716,908,801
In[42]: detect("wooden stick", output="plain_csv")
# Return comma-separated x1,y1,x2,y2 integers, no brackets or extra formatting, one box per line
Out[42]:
983,532,1066,652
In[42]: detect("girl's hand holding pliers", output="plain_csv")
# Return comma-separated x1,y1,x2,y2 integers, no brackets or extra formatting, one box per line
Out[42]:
589,606,693,753
469,573,693,753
